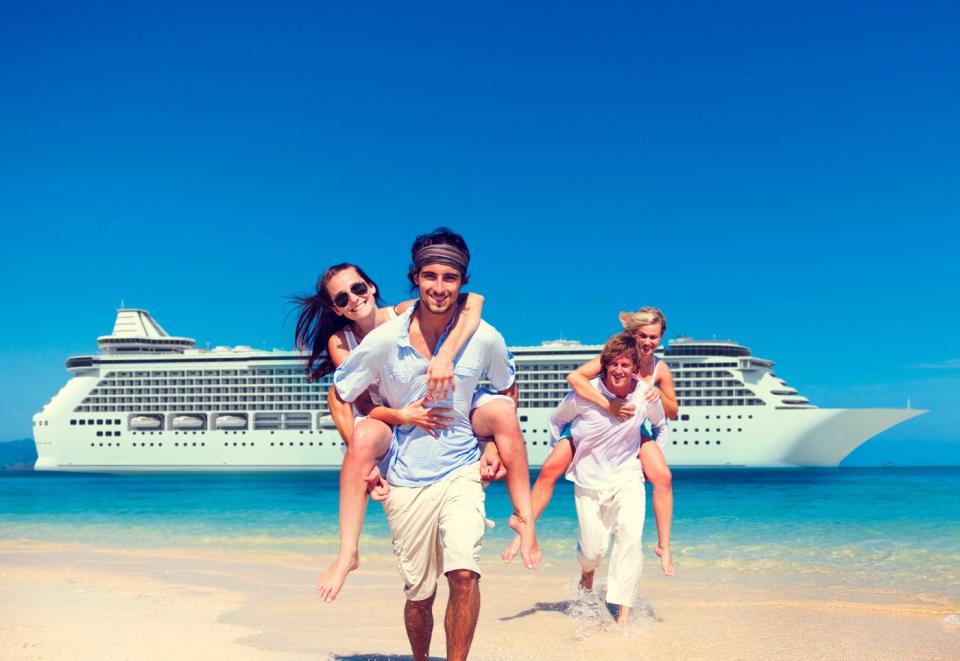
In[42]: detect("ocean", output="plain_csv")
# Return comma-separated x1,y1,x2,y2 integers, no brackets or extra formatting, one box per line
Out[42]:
2,457,958,603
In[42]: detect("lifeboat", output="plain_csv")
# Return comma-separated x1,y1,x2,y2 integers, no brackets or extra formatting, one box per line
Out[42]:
215,414,248,430
129,415,163,430
172,415,205,430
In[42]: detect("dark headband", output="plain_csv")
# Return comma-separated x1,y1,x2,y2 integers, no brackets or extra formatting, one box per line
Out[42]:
414,244,469,274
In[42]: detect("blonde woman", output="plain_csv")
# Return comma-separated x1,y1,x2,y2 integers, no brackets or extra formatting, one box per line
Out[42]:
503,307,678,576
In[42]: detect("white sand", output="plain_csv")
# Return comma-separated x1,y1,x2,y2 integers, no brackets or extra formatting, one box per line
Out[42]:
1,541,957,660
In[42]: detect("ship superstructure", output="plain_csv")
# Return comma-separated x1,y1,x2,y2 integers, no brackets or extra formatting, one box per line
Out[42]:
32,309,925,471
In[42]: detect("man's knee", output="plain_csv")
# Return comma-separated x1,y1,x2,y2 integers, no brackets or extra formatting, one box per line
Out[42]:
446,569,479,595
406,591,436,609
577,541,606,569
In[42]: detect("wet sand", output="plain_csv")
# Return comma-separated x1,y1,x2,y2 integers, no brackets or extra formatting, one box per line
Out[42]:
1,540,957,660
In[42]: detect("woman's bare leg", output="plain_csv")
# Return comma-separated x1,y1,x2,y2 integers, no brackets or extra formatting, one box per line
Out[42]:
471,400,541,569
317,418,393,601
501,438,574,563
639,441,674,576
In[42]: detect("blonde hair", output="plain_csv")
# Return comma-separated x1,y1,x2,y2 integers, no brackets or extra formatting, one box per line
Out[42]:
619,306,667,335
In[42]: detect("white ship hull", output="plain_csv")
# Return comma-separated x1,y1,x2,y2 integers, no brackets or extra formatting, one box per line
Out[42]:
31,309,926,471
33,394,924,472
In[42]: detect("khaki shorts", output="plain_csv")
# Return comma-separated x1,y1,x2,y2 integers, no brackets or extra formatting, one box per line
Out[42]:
382,461,486,601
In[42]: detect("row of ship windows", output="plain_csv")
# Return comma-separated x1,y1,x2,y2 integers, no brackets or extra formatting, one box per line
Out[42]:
681,428,742,433
93,386,324,394
678,399,765,407
102,378,315,387
676,389,757,397
87,441,351,449
84,395,323,403
81,398,328,407
97,375,756,399
675,380,744,388
71,418,122,425
108,369,304,378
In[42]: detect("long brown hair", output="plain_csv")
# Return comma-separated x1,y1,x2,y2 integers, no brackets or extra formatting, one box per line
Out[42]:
293,263,385,381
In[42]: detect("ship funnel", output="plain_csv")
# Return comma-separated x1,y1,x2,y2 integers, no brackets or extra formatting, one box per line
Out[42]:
97,309,196,354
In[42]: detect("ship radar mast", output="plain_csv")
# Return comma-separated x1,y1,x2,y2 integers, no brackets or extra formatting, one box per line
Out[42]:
96,309,196,354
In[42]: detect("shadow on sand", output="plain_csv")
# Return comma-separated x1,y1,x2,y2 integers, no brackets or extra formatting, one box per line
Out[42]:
500,598,660,623
499,599,580,621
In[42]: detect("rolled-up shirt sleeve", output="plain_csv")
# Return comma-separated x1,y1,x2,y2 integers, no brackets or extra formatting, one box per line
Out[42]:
333,336,381,403
483,330,516,392
549,392,580,445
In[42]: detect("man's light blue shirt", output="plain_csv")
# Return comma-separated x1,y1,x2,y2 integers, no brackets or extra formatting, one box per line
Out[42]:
333,303,516,487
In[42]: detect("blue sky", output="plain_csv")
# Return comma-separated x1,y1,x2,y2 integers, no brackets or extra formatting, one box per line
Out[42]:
2,1,958,463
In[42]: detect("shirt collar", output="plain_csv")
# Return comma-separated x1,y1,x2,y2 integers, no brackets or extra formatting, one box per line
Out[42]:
397,300,461,352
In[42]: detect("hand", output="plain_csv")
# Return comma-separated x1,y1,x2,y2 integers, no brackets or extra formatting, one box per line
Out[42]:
401,396,453,438
426,354,456,401
480,441,507,481
364,465,390,502
608,399,636,421
644,385,662,403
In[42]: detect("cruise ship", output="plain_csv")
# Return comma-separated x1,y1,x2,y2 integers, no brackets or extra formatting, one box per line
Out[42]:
31,309,925,471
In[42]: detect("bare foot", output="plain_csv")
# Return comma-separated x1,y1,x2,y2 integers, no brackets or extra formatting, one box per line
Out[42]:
317,552,359,602
501,533,522,564
655,544,675,576
508,513,542,570
579,570,594,592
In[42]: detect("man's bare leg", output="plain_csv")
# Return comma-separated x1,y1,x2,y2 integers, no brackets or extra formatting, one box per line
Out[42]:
404,592,436,661
317,419,393,601
502,439,574,563
639,441,675,576
471,400,541,569
445,570,480,661
616,604,633,626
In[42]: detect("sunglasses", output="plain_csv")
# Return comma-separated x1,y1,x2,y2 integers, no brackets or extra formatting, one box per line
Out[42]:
332,281,369,308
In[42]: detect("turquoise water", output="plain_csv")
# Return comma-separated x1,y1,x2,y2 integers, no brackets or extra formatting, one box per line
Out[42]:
2,467,958,600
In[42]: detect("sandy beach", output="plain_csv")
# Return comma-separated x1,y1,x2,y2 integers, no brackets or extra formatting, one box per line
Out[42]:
1,540,957,661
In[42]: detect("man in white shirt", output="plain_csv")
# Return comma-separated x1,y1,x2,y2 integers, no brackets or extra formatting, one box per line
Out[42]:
549,333,669,625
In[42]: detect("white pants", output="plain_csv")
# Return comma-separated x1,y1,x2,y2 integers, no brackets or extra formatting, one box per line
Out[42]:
574,475,646,607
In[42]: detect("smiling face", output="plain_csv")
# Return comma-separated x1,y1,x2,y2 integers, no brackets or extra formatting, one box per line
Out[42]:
325,267,376,320
603,354,636,394
633,322,663,358
414,262,463,315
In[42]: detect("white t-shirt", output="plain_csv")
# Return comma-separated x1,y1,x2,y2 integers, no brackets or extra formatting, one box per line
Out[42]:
549,375,668,489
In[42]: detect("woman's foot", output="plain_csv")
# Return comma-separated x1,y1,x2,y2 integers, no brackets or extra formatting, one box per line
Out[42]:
317,551,359,602
501,533,522,564
508,512,542,569
655,544,675,576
